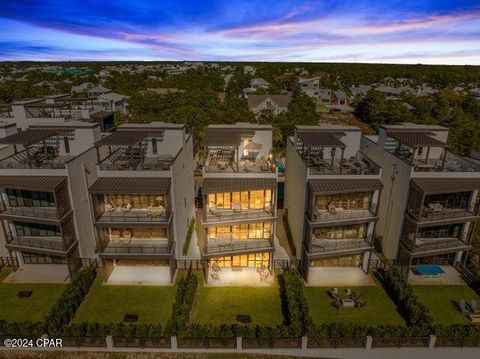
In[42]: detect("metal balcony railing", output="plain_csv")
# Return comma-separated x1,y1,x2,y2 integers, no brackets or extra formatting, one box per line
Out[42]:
312,206,376,222
204,237,273,255
310,236,373,254
415,207,476,222
204,208,274,223
0,200,64,220
102,241,171,255
96,209,171,223
413,238,470,253
6,234,74,252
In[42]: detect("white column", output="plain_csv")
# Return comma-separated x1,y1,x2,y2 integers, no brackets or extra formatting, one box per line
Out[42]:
365,335,373,350
236,337,242,351
105,335,113,349
428,334,436,349
362,252,371,272
301,336,308,351
171,336,178,350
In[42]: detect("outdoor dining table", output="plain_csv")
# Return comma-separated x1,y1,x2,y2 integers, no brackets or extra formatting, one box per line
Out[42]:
341,299,355,308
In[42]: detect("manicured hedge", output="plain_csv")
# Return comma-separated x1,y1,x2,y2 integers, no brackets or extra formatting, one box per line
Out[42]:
65,322,163,338
381,267,434,326
165,272,198,335
278,269,311,336
44,267,96,335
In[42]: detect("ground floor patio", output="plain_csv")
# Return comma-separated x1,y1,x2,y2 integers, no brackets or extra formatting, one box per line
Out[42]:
2,264,70,284
306,267,375,286
206,267,275,287
408,265,466,285
105,264,172,285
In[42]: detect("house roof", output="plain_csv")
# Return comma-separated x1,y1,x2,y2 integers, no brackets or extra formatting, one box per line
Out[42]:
0,129,63,145
308,178,383,194
296,131,346,147
386,130,447,147
202,178,277,193
247,94,292,109
251,78,269,86
334,90,348,100
95,130,164,146
98,92,127,102
89,177,171,194
201,130,242,147
0,176,67,191
411,178,480,194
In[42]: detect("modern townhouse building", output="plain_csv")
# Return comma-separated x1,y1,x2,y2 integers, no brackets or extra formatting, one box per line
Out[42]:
284,125,383,283
0,121,102,279
87,123,195,284
1,94,115,132
198,124,278,283
361,123,480,278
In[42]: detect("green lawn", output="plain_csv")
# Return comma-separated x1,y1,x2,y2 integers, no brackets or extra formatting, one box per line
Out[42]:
413,285,480,325
193,285,284,326
305,282,405,326
0,267,66,321
74,272,176,324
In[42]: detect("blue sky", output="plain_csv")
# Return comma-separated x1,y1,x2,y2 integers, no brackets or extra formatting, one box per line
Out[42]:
0,0,479,64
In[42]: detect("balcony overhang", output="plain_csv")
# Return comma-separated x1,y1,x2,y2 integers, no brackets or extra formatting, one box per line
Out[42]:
408,242,472,258
306,241,373,258
307,214,378,228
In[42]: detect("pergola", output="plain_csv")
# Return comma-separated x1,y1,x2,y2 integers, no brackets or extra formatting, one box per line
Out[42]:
0,128,71,168
296,130,347,167
387,131,449,167
201,129,255,171
94,129,164,166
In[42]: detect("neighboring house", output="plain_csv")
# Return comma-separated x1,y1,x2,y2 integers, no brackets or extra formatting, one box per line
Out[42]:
247,94,292,116
0,76,13,83
361,123,480,278
97,91,129,114
198,123,278,284
88,85,112,98
297,77,328,103
88,123,195,284
331,90,350,105
243,65,256,75
470,88,480,101
243,78,270,98
71,82,93,94
350,84,372,98
284,124,382,283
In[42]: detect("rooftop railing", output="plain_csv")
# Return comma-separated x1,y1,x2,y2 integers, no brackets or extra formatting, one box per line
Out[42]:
0,200,65,220
310,236,373,254
413,238,470,253
6,234,74,252
204,207,275,223
311,205,377,223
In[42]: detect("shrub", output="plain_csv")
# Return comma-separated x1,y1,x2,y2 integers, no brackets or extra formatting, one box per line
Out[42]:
381,267,433,326
165,272,198,335
182,217,196,255
282,214,296,256
44,268,96,336
279,269,311,336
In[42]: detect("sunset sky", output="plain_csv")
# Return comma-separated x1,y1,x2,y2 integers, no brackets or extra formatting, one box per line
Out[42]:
0,0,479,64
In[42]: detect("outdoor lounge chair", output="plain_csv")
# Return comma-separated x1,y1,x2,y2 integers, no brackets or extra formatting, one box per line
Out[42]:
331,299,342,311
355,301,367,310
457,299,469,314
469,300,478,313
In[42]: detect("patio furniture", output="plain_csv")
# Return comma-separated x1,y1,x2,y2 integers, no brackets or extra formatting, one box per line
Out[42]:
328,289,339,299
233,204,242,213
122,231,132,241
341,299,355,308
111,231,121,243
428,202,444,212
457,299,469,314
331,299,342,311
327,204,337,215
208,205,219,216
122,203,132,212
355,301,367,310
211,262,221,272
105,203,116,212
345,288,351,296
469,300,478,313
210,272,220,281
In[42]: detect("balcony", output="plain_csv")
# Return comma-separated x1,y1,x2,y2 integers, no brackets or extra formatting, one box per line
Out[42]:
95,208,171,224
6,234,75,252
204,236,273,256
101,238,171,256
0,200,66,221
306,153,380,176
309,236,373,255
204,157,276,174
409,206,477,223
98,148,173,171
311,206,377,224
411,238,471,255
204,207,275,224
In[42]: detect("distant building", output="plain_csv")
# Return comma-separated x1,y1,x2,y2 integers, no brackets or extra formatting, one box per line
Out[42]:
243,78,269,98
247,94,292,116
331,90,350,106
